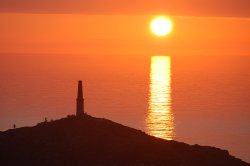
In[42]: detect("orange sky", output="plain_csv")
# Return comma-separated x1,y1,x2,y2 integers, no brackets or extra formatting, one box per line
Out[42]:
0,13,249,56
1,0,249,17
0,1,249,56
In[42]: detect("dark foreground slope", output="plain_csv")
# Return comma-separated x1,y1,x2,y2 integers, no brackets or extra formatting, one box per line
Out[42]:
0,115,248,166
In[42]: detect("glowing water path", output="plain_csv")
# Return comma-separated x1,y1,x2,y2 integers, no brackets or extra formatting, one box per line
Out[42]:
146,56,174,140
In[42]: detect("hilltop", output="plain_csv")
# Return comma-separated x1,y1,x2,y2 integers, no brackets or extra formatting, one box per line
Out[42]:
0,114,248,166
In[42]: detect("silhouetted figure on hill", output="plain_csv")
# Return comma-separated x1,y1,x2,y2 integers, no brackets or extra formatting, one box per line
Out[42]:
45,117,47,123
13,124,16,129
76,80,84,117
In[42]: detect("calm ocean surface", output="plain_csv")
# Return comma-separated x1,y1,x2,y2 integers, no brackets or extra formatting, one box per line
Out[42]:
0,54,250,162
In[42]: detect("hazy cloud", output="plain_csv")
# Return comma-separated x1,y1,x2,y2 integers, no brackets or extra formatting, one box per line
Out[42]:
0,0,249,17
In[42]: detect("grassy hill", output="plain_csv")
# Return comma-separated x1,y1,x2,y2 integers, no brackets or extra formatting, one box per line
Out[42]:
0,114,248,166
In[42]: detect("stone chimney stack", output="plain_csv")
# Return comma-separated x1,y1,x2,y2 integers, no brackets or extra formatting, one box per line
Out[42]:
76,80,84,117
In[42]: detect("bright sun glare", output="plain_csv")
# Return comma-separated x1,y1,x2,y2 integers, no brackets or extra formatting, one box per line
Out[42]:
151,17,172,37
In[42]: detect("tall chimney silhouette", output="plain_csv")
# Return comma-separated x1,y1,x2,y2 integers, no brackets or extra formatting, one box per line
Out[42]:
76,80,84,117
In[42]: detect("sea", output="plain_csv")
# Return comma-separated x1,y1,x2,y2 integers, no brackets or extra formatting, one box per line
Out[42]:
0,54,249,162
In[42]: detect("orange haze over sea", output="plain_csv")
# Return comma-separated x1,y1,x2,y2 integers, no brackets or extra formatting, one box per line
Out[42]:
0,14,249,56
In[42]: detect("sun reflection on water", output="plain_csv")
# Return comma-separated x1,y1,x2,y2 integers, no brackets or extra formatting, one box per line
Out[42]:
146,56,174,140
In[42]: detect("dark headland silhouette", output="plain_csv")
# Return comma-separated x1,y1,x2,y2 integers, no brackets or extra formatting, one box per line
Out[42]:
0,81,248,166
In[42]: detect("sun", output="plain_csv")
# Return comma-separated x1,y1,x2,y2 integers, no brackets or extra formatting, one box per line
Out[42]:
151,17,173,37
